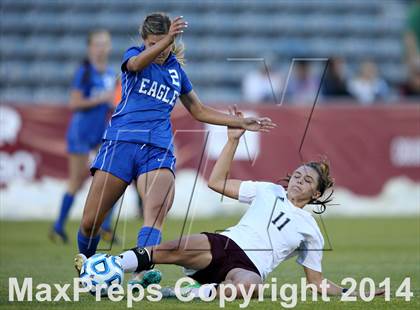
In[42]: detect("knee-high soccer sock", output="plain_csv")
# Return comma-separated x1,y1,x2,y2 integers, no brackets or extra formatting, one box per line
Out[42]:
77,229,100,258
120,247,153,273
137,226,162,247
54,192,74,233
101,207,114,232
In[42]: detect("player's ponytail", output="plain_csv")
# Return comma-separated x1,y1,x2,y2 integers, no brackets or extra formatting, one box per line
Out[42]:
141,12,186,65
172,42,185,65
305,159,335,214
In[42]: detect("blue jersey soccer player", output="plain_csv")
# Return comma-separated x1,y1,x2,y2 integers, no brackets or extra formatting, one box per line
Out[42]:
50,30,117,244
74,13,276,285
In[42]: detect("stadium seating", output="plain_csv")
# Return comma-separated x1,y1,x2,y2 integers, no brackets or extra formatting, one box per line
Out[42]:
0,0,406,103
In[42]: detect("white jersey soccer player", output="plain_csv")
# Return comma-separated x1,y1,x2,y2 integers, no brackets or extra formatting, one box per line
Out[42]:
221,181,324,280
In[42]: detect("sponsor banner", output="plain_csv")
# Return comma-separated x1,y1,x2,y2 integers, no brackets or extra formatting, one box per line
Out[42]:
1,104,419,196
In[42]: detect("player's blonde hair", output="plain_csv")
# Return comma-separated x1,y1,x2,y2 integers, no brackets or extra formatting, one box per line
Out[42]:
140,12,185,65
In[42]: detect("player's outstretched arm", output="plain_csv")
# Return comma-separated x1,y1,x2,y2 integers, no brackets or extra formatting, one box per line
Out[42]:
304,267,345,296
304,266,385,297
126,16,188,72
208,107,246,199
180,90,276,132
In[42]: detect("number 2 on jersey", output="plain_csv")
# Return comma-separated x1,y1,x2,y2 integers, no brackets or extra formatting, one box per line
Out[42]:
272,211,290,231
168,69,180,87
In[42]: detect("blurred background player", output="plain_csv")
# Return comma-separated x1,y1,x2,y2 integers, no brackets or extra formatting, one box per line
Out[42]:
49,30,118,244
73,13,275,286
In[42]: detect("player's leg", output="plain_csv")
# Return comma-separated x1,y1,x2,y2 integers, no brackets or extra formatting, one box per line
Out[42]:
160,268,263,300
101,205,117,232
221,268,262,298
135,168,175,247
100,206,119,243
78,170,127,257
172,269,263,300
120,234,212,272
100,207,114,232
75,140,136,274
127,168,175,286
90,144,121,242
51,153,89,242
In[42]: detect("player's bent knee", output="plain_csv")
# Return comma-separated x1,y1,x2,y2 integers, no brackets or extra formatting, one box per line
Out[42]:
80,216,101,236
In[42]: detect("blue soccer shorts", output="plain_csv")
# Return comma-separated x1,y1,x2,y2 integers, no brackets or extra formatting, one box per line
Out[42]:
91,140,176,183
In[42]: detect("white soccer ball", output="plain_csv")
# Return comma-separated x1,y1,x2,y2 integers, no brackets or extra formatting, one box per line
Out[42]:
80,253,124,297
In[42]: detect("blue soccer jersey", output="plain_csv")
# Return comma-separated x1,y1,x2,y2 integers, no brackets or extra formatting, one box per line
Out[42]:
103,45,193,153
67,63,115,154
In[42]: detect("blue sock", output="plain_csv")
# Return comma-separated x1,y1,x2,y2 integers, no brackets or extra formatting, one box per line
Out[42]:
77,229,100,258
137,226,162,247
54,193,74,233
101,207,114,231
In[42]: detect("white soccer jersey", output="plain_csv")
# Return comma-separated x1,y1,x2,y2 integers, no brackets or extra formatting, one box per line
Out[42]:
221,181,324,280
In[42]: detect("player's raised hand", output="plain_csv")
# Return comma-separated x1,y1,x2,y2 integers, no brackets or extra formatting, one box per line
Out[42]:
167,16,188,41
241,110,277,133
227,106,246,140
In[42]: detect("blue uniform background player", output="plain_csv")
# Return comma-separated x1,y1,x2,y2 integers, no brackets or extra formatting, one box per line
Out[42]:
50,30,117,243
74,13,275,284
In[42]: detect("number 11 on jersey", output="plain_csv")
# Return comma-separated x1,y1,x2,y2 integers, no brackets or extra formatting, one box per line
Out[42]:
272,211,291,231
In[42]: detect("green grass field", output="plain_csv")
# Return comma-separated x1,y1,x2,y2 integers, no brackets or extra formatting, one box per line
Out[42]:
0,217,419,309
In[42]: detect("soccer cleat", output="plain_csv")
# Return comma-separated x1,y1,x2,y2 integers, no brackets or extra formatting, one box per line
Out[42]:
48,227,69,244
128,269,162,289
74,253,87,276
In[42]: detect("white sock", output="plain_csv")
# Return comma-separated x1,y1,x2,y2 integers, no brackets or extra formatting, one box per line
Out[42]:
119,250,138,273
